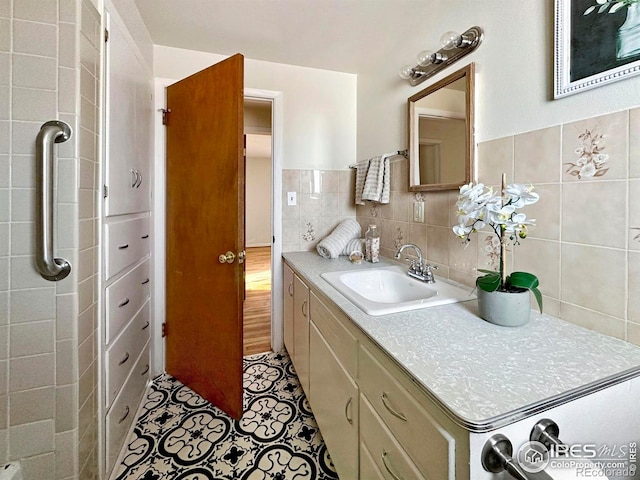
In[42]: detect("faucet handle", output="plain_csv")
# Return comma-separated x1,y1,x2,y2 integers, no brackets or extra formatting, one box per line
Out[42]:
422,263,437,283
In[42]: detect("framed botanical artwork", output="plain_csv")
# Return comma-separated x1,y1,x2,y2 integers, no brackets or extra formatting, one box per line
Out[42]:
554,0,640,98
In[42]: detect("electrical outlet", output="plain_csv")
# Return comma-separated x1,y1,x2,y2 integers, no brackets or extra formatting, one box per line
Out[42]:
287,191,297,206
413,201,425,223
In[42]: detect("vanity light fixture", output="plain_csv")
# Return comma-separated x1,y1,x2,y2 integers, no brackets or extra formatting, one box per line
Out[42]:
399,26,483,86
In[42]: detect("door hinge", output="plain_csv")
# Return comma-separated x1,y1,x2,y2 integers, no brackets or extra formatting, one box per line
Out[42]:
103,184,108,198
162,322,167,337
104,28,109,42
159,108,171,126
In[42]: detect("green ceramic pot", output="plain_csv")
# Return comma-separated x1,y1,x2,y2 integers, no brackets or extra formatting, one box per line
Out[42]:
477,288,531,327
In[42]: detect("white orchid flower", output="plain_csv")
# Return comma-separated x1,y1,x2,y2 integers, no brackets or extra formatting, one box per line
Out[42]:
504,184,539,207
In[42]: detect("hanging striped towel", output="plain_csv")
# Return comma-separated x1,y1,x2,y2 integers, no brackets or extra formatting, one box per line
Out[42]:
354,158,371,205
356,154,392,205
316,219,362,259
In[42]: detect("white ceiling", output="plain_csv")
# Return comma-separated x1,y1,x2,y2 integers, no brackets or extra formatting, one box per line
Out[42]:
134,0,432,74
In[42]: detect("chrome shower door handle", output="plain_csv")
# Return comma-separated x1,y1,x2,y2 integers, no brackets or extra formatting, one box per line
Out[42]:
35,120,72,281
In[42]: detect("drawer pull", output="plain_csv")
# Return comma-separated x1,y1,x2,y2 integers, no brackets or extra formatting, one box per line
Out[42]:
118,406,130,424
381,392,407,422
118,298,130,307
344,397,353,425
141,321,150,330
141,278,150,285
381,451,404,480
118,352,130,366
117,243,129,250
141,364,149,376
141,234,149,239
288,282,293,297
302,299,308,318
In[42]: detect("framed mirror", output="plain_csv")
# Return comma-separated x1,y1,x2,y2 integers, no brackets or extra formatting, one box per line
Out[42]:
408,63,475,191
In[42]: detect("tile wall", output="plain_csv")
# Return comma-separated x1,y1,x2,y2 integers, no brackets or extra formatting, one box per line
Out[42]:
282,169,357,253
355,108,640,346
0,0,100,478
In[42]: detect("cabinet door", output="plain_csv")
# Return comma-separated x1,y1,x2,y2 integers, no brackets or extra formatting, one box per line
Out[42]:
283,263,294,356
310,323,359,480
293,274,310,395
104,13,152,217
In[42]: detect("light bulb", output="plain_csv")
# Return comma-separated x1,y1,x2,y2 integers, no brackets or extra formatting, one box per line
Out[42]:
399,65,415,80
440,31,461,50
416,50,433,67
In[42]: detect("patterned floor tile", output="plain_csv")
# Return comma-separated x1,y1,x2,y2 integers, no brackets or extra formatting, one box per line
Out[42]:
113,351,339,480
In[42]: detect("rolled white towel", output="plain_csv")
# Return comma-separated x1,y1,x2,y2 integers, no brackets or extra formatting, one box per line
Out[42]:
316,219,362,259
341,238,365,256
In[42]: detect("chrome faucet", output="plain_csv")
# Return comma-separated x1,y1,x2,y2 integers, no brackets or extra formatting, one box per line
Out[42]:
394,243,437,283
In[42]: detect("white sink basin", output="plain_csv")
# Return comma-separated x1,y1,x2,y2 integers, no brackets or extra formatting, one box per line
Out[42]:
321,265,475,316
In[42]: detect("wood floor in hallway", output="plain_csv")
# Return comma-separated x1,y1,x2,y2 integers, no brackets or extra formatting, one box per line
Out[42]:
243,246,272,356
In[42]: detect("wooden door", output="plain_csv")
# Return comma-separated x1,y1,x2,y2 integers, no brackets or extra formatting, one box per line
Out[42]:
165,54,245,419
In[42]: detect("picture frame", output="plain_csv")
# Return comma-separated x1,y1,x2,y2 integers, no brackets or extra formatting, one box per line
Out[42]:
554,0,640,98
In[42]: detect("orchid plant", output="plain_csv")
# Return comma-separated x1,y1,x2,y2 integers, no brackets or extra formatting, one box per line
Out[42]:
453,175,543,312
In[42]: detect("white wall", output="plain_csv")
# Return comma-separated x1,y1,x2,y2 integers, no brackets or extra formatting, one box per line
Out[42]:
246,156,272,246
357,1,640,158
154,45,357,170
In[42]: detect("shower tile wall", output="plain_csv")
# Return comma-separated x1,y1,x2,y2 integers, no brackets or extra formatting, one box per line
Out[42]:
282,169,357,252
357,108,640,347
0,0,100,478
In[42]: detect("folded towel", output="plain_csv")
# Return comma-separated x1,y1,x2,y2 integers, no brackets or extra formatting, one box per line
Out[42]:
316,219,362,259
341,238,365,256
356,154,392,205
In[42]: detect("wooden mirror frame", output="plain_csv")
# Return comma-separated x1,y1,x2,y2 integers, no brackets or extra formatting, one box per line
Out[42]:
408,63,475,192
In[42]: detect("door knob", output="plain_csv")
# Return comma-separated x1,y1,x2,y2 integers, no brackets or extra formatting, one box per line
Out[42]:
238,250,246,264
218,251,235,264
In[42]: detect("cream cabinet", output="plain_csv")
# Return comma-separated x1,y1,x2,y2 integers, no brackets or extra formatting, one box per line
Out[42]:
292,273,310,395
102,9,153,477
283,260,464,479
283,263,294,355
359,344,457,480
104,12,152,217
309,323,359,479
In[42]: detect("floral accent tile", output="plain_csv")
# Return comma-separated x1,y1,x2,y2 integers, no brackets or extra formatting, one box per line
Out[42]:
561,110,628,181
413,192,424,202
483,235,501,270
564,128,609,179
370,203,379,218
302,222,316,242
393,226,405,250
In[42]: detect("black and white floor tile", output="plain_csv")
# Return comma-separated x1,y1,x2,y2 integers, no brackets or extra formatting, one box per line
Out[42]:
114,351,339,480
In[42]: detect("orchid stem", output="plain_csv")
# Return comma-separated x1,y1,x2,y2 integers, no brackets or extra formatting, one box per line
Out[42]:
500,173,507,289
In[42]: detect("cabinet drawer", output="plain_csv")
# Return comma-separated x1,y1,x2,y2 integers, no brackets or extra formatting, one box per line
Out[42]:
360,395,426,480
359,345,455,480
105,258,150,343
106,340,149,473
106,301,151,407
309,323,358,480
105,216,151,280
360,442,385,480
310,291,357,377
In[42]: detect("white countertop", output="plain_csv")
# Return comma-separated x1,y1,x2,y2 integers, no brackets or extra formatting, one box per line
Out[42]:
283,251,640,432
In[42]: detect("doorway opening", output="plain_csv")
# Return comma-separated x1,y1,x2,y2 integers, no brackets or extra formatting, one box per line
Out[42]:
244,98,273,356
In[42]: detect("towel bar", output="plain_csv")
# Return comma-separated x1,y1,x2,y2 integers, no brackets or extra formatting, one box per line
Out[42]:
349,150,408,169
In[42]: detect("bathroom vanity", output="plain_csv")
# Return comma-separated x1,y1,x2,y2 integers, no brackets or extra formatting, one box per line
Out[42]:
283,252,640,480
